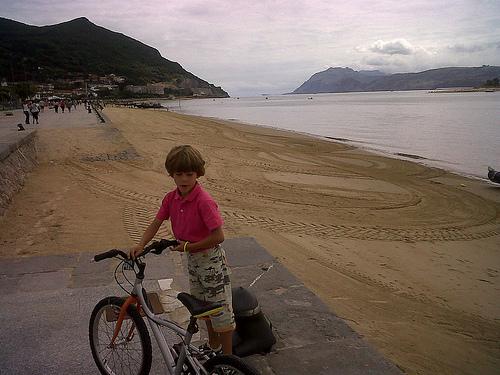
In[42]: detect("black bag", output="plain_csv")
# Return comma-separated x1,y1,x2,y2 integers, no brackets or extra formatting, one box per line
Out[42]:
232,287,276,357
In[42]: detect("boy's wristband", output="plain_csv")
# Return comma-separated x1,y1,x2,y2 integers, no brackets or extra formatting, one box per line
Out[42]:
183,241,189,252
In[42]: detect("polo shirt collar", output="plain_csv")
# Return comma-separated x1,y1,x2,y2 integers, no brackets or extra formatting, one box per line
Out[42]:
174,182,201,202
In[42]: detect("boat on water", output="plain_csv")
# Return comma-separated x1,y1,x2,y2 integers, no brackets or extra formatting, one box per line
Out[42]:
487,167,500,184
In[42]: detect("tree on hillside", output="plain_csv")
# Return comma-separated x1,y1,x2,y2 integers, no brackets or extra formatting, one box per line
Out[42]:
12,83,35,100
0,86,10,100
0,86,18,110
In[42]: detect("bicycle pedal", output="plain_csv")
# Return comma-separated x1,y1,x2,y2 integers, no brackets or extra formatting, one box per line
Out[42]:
198,343,222,357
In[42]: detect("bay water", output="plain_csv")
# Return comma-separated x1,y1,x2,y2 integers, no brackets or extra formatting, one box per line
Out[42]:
163,91,499,179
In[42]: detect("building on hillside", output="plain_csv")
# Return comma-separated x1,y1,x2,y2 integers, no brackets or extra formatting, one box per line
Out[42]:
36,83,54,94
89,84,119,94
125,83,169,95
32,83,55,99
125,85,147,94
109,74,126,83
192,88,212,97
96,74,126,84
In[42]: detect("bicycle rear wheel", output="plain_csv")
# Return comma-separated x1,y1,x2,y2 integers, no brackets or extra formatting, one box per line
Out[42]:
203,354,260,375
89,296,152,375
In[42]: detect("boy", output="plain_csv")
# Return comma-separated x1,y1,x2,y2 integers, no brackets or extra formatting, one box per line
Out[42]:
130,145,235,354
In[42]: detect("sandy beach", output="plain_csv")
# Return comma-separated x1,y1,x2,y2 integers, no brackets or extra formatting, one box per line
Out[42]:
1,106,499,375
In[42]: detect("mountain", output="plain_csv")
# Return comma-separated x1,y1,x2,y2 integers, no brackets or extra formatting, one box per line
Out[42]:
0,17,228,97
292,67,386,94
292,66,500,94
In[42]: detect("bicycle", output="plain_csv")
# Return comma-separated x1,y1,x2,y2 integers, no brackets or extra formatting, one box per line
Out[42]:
89,239,261,375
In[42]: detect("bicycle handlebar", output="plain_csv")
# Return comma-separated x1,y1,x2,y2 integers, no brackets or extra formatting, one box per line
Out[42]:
142,239,179,256
93,239,179,262
94,249,127,262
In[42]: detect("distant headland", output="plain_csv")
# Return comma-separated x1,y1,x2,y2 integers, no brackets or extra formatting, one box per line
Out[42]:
291,66,500,94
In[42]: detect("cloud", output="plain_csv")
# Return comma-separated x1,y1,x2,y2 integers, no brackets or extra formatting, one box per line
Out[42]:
356,38,446,73
447,42,495,53
363,57,392,67
368,39,416,55
359,56,410,73
2,0,500,96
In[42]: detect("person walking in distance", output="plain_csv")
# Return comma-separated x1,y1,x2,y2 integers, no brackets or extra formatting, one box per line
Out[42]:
30,101,40,124
22,101,30,124
129,145,235,355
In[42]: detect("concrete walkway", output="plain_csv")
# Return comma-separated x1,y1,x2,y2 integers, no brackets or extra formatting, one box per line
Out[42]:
0,105,103,157
0,109,36,160
0,237,403,375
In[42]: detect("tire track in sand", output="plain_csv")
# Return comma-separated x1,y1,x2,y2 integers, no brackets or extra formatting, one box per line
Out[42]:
65,161,500,242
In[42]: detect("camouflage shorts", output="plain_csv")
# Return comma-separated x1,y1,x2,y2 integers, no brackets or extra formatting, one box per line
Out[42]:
187,245,235,332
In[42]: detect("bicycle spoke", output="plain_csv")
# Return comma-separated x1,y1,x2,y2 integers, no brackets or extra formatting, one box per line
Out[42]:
92,303,146,375
126,347,134,375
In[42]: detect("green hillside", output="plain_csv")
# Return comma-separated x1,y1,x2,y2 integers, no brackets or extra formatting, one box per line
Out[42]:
0,17,228,97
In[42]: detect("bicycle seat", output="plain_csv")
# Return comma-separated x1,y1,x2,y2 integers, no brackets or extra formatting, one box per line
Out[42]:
177,292,224,318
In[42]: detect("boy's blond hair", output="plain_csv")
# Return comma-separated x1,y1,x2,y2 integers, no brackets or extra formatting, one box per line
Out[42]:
165,145,206,177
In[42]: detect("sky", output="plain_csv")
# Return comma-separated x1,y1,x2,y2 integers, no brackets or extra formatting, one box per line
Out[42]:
2,0,500,96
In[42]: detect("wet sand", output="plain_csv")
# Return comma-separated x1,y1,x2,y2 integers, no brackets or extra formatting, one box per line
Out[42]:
0,106,499,375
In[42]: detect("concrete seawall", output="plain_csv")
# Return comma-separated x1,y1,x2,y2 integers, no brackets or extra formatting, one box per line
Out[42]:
0,118,38,216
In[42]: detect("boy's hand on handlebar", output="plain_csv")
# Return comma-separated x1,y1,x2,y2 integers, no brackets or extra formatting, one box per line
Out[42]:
129,244,144,260
172,241,187,253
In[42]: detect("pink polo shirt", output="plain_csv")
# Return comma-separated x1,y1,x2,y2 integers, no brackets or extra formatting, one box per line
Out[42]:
156,183,223,249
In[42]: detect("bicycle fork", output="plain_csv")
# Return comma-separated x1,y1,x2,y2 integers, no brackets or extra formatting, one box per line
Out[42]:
111,293,181,373
110,295,140,347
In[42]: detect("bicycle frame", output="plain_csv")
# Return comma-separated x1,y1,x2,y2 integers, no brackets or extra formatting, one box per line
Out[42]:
111,265,207,375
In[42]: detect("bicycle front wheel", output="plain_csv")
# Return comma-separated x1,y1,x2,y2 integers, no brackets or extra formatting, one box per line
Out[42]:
89,296,152,375
203,354,260,375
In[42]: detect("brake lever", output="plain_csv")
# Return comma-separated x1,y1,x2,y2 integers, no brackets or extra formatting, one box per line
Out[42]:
150,239,179,254
123,259,135,270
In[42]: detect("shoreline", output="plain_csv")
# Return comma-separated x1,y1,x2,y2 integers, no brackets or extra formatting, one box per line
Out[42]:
165,92,498,181
167,107,493,183
1,106,499,375
429,87,500,93
216,109,498,190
